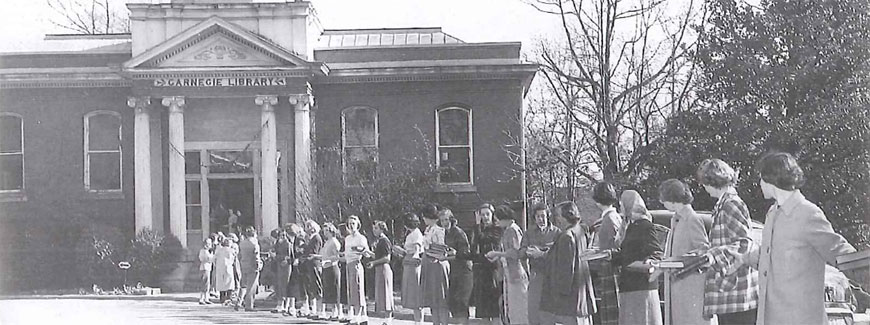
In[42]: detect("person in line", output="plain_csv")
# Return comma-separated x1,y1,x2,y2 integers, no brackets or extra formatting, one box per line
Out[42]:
612,190,663,325
487,205,530,325
214,237,238,304
421,204,451,325
238,226,262,312
471,203,502,324
586,182,623,325
228,233,241,306
318,222,345,321
540,202,596,325
344,215,370,324
520,203,560,325
441,208,473,324
367,220,395,322
286,223,307,316
750,152,856,325
198,238,215,305
301,220,324,319
393,212,425,325
696,158,760,324
657,179,710,325
271,227,292,314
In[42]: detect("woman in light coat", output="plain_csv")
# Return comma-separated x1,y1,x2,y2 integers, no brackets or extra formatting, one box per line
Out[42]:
657,179,711,325
214,238,238,303
486,205,529,325
750,152,856,325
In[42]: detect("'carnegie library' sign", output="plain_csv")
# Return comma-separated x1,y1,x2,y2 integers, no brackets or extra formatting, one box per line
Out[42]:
153,77,287,87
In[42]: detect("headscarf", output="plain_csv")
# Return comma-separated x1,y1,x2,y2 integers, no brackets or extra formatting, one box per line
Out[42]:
620,190,652,222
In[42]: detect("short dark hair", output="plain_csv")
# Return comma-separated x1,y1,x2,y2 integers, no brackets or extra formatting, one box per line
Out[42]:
658,179,694,204
756,151,805,190
556,201,581,223
696,158,738,188
403,212,420,228
493,205,515,222
420,204,439,220
531,203,549,214
592,182,619,206
477,203,494,214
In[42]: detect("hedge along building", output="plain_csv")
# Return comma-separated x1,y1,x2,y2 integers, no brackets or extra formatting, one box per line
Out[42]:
0,0,536,291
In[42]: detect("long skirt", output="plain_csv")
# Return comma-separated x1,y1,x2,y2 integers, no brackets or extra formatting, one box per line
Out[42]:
527,270,544,325
346,261,365,307
401,259,423,309
215,264,235,292
322,265,341,304
448,261,473,318
375,264,394,312
473,261,501,318
591,263,619,325
617,290,663,325
504,276,529,324
422,256,450,309
302,262,323,300
275,263,292,299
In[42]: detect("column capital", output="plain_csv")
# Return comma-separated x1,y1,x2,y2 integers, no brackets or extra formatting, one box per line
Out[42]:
127,96,151,111
161,96,186,112
288,94,313,109
255,95,279,108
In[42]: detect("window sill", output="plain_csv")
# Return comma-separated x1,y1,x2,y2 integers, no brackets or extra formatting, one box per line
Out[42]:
434,184,477,193
0,192,27,203
85,190,125,200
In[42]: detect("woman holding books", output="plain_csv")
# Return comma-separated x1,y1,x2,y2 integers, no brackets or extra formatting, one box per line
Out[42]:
750,152,856,325
613,190,663,325
657,179,710,325
421,204,451,325
471,203,502,324
301,220,324,319
394,212,425,324
588,182,623,325
441,208,474,324
343,215,370,324
540,201,596,325
317,222,345,321
366,220,394,321
486,205,530,325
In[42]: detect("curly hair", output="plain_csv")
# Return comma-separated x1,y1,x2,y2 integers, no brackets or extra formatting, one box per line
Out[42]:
756,151,805,190
696,158,738,188
658,179,694,204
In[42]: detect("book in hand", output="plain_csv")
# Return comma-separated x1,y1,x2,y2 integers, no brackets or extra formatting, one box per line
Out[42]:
656,254,709,269
425,243,449,259
837,250,870,271
673,254,712,280
579,249,610,261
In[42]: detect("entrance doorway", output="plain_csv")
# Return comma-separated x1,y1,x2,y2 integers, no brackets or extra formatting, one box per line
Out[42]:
208,178,255,235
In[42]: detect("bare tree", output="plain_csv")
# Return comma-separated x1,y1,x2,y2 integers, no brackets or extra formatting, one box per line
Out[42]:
47,0,130,34
524,0,704,188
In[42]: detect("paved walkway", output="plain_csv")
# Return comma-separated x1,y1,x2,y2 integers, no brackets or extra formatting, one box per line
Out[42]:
0,291,492,324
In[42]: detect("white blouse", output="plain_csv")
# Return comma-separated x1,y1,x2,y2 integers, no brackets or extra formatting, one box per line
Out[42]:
404,228,425,258
423,224,446,248
344,232,370,263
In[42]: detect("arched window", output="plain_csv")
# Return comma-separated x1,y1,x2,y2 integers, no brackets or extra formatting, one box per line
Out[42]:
436,106,472,184
84,111,122,191
341,106,378,186
0,113,24,192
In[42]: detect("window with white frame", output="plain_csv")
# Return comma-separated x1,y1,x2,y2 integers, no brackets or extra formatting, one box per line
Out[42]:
436,107,473,184
0,113,24,192
341,106,378,186
84,111,122,191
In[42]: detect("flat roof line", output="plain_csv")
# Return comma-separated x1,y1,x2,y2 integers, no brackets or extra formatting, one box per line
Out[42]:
44,33,132,40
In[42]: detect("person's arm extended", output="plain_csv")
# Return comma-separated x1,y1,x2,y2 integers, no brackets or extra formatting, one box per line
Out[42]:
802,207,856,266
706,200,754,275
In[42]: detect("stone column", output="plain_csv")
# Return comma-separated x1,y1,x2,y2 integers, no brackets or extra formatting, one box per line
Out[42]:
162,96,187,247
289,94,312,221
256,95,279,232
127,96,152,233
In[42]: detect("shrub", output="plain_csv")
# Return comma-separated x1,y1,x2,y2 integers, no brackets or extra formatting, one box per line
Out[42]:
73,224,125,289
122,228,183,287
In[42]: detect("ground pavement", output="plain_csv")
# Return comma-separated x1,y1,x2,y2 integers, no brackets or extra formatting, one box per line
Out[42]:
0,290,493,324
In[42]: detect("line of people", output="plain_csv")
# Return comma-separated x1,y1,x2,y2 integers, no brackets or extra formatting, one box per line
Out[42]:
196,151,858,325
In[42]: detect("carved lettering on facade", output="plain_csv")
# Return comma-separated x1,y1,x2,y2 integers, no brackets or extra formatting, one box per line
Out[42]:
152,77,287,87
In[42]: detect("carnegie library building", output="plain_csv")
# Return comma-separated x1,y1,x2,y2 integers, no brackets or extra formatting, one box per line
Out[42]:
0,0,535,291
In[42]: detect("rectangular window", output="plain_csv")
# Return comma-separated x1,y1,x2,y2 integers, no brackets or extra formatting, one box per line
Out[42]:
0,114,24,192
342,107,378,186
186,180,202,230
185,150,201,175
208,150,253,174
436,107,473,184
84,112,122,191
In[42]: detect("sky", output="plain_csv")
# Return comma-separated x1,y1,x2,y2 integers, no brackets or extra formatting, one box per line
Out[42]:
0,0,564,53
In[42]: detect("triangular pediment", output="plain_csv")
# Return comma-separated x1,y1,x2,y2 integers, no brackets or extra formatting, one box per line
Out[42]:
124,16,310,69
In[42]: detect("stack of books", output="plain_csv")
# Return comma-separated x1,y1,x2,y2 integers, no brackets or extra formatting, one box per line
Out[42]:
426,243,449,259
579,250,610,261
837,250,870,271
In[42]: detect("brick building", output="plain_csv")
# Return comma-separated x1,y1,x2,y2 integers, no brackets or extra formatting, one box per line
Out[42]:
0,0,536,291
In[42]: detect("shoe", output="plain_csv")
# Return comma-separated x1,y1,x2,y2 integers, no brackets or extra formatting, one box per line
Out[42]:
198,301,206,305
271,309,283,314
204,301,213,305
286,308,297,317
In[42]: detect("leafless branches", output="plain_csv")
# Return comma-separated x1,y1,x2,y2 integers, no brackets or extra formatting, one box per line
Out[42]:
47,0,130,34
